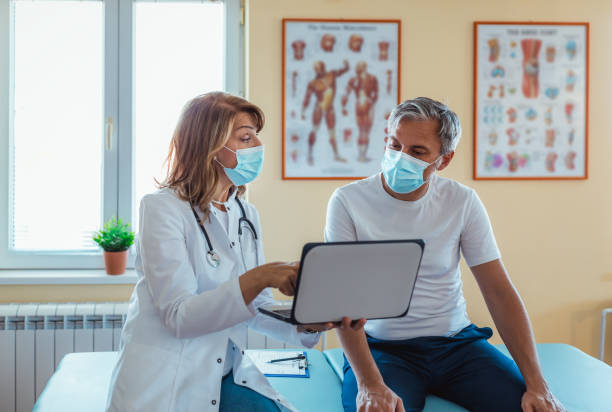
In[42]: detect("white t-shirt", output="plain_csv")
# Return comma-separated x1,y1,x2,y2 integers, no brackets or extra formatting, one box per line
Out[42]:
324,173,501,340
211,206,229,234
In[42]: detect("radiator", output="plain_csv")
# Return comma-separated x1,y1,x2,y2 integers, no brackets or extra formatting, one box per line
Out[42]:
0,302,127,412
0,302,322,412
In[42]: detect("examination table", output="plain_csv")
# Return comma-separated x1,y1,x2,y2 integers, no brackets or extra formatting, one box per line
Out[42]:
33,344,612,412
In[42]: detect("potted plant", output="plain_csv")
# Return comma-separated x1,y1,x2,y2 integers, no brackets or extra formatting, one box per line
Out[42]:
93,217,135,275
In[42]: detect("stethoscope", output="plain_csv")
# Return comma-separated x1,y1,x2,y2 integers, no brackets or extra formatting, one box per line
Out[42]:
190,198,259,269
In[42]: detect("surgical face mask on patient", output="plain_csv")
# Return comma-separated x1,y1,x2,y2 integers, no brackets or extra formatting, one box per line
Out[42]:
381,148,440,194
217,145,265,186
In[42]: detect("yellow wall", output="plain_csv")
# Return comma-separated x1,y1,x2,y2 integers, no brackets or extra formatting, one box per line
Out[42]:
246,0,612,361
0,284,131,303
3,0,612,362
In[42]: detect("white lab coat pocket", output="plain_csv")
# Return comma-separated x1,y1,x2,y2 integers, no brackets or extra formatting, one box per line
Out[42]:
107,341,181,412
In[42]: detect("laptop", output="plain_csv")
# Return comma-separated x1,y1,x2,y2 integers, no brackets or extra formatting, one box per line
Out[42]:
258,239,424,325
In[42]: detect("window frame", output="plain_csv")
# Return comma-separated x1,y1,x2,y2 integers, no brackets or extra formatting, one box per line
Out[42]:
0,0,244,269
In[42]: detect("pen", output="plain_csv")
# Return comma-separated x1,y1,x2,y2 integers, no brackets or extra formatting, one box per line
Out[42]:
267,354,306,363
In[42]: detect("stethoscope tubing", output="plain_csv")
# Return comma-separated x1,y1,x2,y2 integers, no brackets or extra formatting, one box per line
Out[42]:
190,206,215,251
235,197,258,240
191,198,258,268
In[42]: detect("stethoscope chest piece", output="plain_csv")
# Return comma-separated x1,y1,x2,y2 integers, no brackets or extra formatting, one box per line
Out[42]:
191,199,258,270
206,250,221,268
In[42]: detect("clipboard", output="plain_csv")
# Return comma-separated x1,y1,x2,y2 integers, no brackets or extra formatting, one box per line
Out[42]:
244,350,310,378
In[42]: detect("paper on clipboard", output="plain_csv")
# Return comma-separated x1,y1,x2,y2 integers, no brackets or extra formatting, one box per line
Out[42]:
244,350,309,378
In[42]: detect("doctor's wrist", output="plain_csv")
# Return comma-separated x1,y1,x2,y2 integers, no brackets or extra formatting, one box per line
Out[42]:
239,269,268,306
245,266,274,290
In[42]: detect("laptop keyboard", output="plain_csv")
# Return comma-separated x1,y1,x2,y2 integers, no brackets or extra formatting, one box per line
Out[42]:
273,309,293,318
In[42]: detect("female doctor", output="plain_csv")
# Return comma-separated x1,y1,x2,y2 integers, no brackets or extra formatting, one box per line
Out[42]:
106,92,364,412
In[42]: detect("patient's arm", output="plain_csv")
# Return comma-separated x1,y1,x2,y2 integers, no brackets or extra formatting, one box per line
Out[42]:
472,259,565,412
325,190,402,410
337,327,405,412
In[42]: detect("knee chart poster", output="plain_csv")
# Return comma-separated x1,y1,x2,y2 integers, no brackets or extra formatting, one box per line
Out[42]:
474,22,588,180
282,19,400,179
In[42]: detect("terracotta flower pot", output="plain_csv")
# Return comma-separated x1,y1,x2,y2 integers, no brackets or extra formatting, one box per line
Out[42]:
104,250,128,275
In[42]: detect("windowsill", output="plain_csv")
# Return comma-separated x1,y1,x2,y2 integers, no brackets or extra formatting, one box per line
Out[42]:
0,269,138,285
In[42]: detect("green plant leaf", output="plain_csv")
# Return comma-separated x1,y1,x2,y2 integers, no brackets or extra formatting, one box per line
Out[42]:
92,217,135,252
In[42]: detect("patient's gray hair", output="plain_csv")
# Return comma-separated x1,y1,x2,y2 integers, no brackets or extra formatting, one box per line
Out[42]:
387,97,462,155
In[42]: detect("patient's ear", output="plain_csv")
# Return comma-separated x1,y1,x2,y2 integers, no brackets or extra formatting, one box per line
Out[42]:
436,151,455,171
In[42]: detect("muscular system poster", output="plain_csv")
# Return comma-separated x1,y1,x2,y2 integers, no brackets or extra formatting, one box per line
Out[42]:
474,23,588,179
283,19,400,179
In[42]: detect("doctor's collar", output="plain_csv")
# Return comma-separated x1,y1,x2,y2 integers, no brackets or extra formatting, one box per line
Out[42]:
210,186,238,207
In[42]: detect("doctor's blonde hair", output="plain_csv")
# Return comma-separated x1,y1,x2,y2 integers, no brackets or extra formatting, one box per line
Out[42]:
157,92,265,219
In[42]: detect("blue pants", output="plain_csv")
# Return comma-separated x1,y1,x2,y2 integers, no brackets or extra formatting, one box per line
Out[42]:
342,324,526,412
220,372,281,412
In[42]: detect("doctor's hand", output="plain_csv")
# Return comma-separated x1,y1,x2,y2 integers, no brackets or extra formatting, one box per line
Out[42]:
297,317,366,334
254,261,299,296
240,262,298,305
297,323,334,333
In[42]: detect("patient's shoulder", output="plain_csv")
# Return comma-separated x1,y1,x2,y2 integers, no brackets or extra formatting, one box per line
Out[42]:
433,176,478,206
333,174,380,199
435,175,473,194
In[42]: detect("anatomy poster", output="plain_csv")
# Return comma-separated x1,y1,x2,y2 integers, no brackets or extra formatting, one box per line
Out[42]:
282,19,400,179
474,22,588,180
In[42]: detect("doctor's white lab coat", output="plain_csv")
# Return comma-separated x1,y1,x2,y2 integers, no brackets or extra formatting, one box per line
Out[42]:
106,188,319,412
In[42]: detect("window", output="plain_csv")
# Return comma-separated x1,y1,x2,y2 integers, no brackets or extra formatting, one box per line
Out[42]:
133,1,225,231
0,0,244,268
12,1,104,252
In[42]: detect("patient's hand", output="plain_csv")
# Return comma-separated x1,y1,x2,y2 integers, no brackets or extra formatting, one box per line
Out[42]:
356,383,405,412
521,387,566,412
338,316,367,331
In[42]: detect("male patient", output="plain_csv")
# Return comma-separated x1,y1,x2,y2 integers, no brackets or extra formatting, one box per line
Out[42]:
325,97,565,412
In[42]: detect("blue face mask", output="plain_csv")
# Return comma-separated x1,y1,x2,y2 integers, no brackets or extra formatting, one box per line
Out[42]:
381,148,440,194
218,145,264,186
